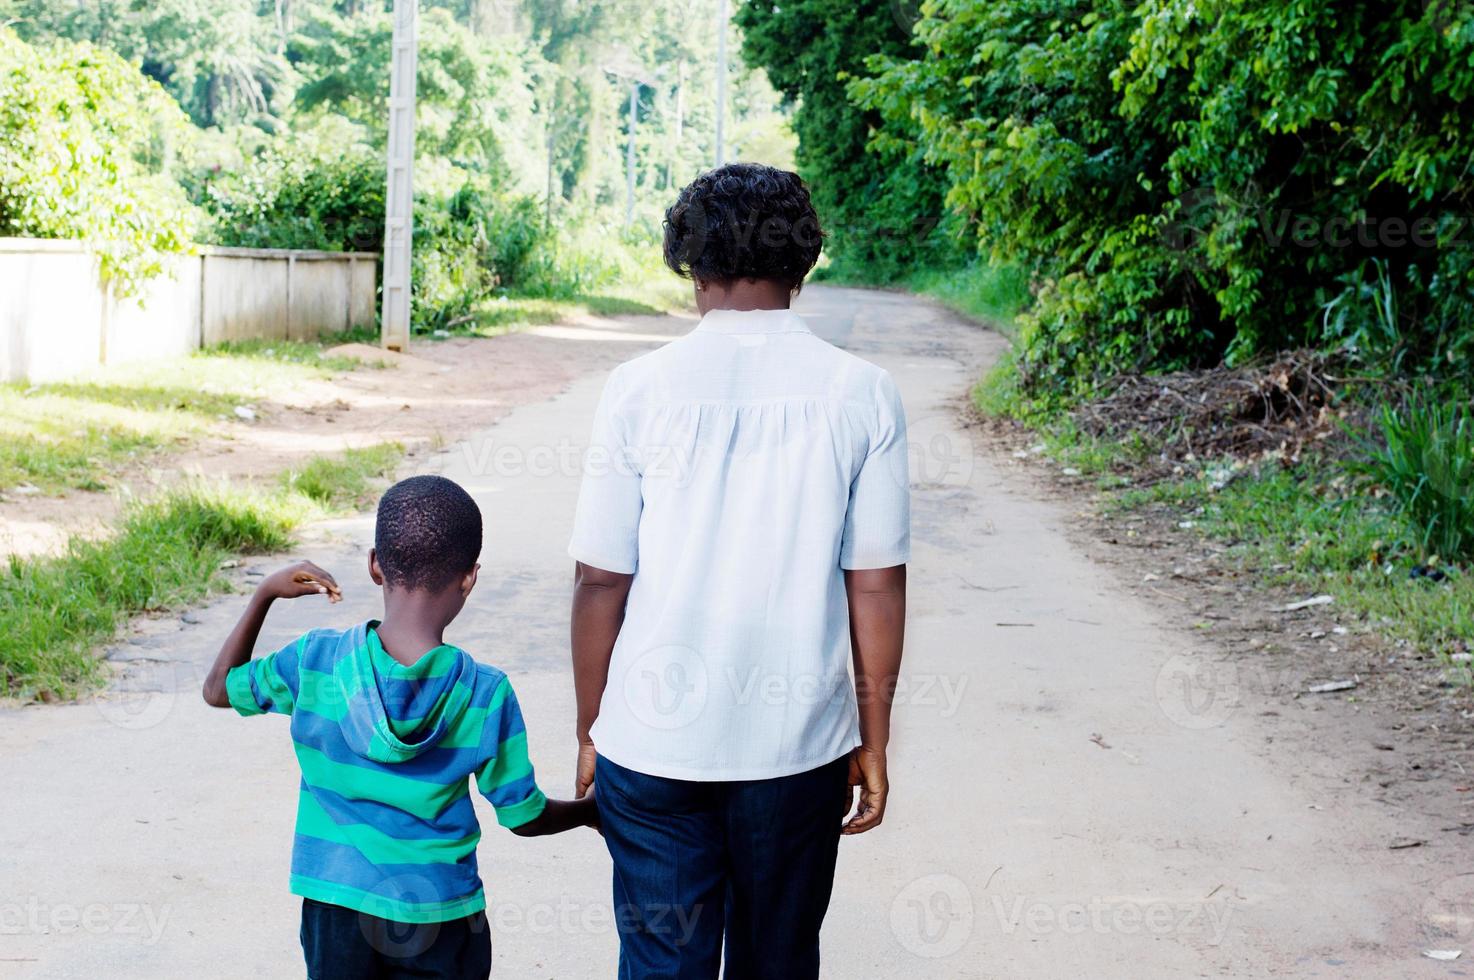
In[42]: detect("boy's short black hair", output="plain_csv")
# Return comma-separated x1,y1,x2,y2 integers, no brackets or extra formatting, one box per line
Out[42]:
663,163,825,289
374,476,482,591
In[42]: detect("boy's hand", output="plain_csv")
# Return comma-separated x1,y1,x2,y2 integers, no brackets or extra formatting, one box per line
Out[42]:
842,745,888,835
258,562,342,603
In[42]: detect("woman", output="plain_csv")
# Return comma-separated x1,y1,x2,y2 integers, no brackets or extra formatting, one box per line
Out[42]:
568,163,909,980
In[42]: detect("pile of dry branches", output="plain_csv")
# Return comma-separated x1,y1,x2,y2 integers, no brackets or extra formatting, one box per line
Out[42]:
1073,350,1342,463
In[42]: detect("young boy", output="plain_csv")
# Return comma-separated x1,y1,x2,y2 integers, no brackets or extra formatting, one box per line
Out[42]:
203,475,595,979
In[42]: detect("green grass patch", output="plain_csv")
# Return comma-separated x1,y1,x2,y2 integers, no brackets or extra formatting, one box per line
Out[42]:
0,484,310,699
0,438,405,699
0,338,369,494
280,442,403,508
900,261,1031,335
1113,464,1474,683
201,334,377,372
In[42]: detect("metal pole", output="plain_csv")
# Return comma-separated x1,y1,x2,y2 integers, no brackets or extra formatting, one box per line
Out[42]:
714,0,729,167
545,113,556,229
380,0,417,351
625,82,638,230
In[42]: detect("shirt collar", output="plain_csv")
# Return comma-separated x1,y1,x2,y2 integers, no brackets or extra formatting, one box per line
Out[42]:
695,308,811,336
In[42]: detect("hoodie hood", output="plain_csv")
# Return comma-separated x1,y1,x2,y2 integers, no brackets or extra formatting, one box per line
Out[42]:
337,621,477,764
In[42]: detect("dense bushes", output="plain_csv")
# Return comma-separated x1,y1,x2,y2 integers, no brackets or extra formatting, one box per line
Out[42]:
737,0,962,281
0,27,199,295
192,132,547,331
850,0,1474,393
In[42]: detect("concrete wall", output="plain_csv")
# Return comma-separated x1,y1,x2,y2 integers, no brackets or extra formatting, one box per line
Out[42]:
0,239,378,383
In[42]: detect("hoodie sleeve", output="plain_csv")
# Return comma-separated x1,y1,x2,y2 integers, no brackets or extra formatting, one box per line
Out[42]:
225,634,304,716
474,676,548,829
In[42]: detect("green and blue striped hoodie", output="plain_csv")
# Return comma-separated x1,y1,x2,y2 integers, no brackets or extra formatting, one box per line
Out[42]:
226,621,547,923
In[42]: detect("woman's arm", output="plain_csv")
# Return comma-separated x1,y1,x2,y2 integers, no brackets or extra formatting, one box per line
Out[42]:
843,564,907,834
570,561,634,796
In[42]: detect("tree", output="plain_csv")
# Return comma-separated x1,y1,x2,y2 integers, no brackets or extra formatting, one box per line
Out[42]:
856,0,1474,390
0,28,198,294
737,0,956,279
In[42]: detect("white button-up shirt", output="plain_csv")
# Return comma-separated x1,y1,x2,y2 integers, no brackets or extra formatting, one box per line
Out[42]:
569,307,910,780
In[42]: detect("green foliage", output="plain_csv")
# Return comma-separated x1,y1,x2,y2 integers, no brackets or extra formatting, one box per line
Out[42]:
902,261,1030,331
2,0,287,128
191,133,385,253
0,28,198,295
737,0,961,280
1358,394,1474,563
1114,464,1474,683
854,0,1474,392
6,0,792,327
291,7,545,186
0,484,302,698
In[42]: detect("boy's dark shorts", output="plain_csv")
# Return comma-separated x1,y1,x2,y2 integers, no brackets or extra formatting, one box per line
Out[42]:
301,898,491,980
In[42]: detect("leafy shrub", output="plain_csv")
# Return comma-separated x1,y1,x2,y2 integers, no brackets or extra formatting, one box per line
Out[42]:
0,484,300,697
852,1,1474,393
737,0,964,280
195,133,548,332
0,27,198,295
1360,394,1474,564
192,138,386,253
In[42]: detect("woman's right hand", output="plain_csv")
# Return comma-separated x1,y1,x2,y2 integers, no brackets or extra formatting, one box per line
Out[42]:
575,737,599,799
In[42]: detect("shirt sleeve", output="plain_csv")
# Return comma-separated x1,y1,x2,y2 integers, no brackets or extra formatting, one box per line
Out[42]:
224,635,305,717
474,676,548,830
567,368,643,574
840,370,912,570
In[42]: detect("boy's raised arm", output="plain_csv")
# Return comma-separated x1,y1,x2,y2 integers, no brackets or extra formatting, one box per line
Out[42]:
201,561,341,708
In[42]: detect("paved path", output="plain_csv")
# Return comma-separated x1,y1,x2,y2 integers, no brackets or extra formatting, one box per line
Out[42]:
0,287,1460,978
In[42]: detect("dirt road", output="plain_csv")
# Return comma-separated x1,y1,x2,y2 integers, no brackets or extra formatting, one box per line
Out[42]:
1,287,1467,978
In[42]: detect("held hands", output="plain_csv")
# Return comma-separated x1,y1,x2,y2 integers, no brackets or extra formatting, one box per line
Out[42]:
258,561,343,604
842,744,888,835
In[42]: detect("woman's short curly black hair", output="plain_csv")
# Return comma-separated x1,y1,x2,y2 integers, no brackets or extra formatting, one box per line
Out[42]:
663,163,825,289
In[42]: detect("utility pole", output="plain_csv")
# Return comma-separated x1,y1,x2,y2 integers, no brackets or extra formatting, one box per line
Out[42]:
604,60,653,231
380,0,417,351
714,0,729,167
624,81,639,229
545,110,556,229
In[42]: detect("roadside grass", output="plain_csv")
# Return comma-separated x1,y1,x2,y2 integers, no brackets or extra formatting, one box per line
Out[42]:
1109,465,1474,682
974,363,1147,485
462,278,693,336
0,336,367,495
280,442,403,508
1,441,407,701
980,358,1473,684
1,484,306,699
900,262,1031,336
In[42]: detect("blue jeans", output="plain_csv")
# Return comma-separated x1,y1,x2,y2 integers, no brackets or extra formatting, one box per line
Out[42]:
594,753,851,980
299,898,491,980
